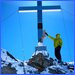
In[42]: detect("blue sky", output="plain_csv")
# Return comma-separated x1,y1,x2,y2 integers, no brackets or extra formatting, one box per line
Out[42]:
1,1,74,62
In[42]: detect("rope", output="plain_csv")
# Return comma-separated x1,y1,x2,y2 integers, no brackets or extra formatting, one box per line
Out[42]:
61,9,73,61
1,10,17,22
1,9,26,60
1,9,26,73
18,13,26,61
62,8,74,17
18,12,26,73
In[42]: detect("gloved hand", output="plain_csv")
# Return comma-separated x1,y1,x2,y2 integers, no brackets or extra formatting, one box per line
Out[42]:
45,32,48,36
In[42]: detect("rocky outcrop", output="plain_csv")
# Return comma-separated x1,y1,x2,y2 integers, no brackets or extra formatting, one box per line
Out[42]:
1,63,17,74
27,53,54,72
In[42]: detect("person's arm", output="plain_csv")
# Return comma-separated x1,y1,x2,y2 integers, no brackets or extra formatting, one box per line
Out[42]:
45,32,55,40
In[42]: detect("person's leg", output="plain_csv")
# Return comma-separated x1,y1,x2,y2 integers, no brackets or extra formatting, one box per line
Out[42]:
55,46,62,62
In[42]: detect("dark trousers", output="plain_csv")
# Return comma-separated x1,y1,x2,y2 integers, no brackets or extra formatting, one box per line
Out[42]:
55,46,62,62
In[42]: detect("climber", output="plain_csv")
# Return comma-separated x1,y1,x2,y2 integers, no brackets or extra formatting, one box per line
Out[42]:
45,32,63,63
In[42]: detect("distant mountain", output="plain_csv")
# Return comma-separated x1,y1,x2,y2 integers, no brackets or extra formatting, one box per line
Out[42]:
1,49,74,74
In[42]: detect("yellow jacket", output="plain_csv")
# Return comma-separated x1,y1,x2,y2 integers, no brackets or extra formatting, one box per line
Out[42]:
48,35,62,48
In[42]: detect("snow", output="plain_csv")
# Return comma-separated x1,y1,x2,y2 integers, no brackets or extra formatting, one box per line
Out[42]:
68,62,74,65
32,50,49,58
38,42,43,46
1,48,74,74
41,68,51,74
24,65,38,74
11,62,24,74
1,48,16,62
1,49,38,74
35,51,48,56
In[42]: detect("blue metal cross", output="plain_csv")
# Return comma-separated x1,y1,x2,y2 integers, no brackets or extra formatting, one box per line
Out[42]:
19,1,61,43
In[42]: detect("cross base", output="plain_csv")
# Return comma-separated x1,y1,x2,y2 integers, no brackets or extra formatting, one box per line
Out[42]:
35,46,49,57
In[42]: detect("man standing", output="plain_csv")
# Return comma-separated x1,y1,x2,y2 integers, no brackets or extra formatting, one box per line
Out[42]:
45,32,63,63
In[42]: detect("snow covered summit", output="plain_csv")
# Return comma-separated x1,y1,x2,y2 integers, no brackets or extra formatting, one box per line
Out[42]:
1,49,74,74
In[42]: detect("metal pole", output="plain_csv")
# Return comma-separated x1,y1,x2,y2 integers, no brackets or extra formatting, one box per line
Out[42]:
37,1,43,43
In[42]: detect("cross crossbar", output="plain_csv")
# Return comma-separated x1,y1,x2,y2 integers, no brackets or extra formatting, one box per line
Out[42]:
19,6,61,11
